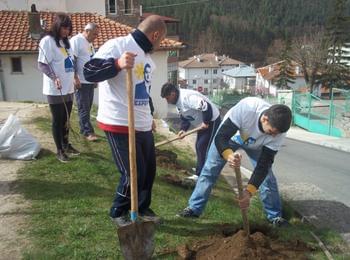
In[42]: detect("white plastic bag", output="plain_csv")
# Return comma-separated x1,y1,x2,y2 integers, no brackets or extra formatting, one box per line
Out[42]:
0,114,41,160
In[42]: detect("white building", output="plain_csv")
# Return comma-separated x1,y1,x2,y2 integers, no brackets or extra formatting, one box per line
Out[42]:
178,53,244,95
0,6,184,118
255,61,307,97
222,65,256,93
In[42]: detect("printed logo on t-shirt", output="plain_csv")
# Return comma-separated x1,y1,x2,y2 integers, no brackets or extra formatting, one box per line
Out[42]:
60,48,74,73
233,135,256,145
134,63,151,106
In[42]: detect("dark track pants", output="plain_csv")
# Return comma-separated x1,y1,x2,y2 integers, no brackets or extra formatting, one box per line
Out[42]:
105,130,156,218
195,116,221,176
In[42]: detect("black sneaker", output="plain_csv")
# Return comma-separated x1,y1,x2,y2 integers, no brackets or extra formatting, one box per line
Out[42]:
139,208,162,224
176,207,199,218
270,217,290,228
56,150,69,163
110,214,131,227
64,144,80,156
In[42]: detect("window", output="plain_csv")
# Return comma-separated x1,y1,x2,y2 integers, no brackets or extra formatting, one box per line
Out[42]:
213,69,217,74
213,79,217,84
109,0,117,14
192,79,197,84
11,57,22,73
124,0,131,14
204,69,209,74
169,50,177,57
204,79,209,84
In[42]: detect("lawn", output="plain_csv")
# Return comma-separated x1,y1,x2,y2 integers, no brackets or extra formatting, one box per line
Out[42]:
16,109,348,259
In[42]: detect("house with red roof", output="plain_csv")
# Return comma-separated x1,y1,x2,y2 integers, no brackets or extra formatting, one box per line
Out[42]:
178,53,244,95
255,61,307,97
0,8,184,117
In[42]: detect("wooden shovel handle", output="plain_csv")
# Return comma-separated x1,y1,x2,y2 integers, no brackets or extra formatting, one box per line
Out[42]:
234,167,250,236
155,126,203,148
126,68,138,221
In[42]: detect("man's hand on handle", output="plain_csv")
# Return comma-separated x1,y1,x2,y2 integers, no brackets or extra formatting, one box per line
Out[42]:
200,122,209,129
177,130,185,139
228,152,253,210
227,152,242,168
238,189,252,210
117,52,137,70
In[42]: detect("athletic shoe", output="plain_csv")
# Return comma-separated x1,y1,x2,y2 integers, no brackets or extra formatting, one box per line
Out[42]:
176,207,199,218
56,150,69,163
270,217,290,227
64,144,80,156
110,214,131,227
139,208,162,224
185,174,198,182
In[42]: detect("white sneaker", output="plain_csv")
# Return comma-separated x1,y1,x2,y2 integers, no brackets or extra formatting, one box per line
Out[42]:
185,174,199,182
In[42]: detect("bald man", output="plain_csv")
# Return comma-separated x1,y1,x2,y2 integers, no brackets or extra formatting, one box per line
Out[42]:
70,23,99,141
83,15,166,227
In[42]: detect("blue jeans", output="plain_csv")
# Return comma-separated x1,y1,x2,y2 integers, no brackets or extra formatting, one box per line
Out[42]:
75,83,95,136
188,141,282,221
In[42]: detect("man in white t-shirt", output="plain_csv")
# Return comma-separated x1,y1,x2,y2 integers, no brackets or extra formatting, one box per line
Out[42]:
177,97,292,227
70,23,99,141
83,15,166,227
161,83,221,183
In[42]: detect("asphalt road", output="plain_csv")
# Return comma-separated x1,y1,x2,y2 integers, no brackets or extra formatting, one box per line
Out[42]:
240,138,350,243
241,138,350,207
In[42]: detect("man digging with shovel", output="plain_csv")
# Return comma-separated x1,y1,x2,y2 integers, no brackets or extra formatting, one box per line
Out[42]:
161,83,221,185
177,97,292,228
84,16,166,227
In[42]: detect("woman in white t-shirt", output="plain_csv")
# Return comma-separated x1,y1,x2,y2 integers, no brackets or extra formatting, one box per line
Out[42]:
38,13,80,163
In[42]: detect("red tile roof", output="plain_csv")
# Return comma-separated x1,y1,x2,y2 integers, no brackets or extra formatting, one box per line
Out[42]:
179,53,244,68
0,10,184,52
257,61,304,81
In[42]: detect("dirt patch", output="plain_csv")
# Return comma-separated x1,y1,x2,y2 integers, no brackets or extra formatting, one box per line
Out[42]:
0,102,53,260
156,149,181,169
156,149,196,189
177,230,311,259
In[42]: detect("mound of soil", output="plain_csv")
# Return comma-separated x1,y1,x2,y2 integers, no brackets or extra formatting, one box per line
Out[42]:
177,230,310,260
156,149,181,169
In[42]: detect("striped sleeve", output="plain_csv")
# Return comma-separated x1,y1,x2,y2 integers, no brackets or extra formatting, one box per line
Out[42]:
83,58,121,82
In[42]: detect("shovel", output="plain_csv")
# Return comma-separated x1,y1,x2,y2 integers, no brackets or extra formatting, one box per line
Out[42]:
234,166,250,236
117,68,156,260
155,126,203,148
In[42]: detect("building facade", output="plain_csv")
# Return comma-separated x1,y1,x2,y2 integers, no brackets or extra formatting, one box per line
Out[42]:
178,53,244,95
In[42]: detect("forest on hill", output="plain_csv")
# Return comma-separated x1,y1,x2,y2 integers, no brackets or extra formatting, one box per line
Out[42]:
141,0,350,65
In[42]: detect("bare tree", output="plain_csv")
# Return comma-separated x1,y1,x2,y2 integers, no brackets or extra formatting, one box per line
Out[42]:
291,28,328,93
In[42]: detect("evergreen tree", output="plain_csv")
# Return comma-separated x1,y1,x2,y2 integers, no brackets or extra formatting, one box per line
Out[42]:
275,37,296,90
320,0,350,96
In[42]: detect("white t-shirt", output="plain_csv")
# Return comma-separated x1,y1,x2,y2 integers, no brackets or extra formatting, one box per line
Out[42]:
176,89,220,127
38,35,75,96
70,33,95,84
223,97,285,151
94,34,155,131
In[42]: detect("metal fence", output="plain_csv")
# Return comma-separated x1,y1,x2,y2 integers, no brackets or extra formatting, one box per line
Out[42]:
291,89,350,137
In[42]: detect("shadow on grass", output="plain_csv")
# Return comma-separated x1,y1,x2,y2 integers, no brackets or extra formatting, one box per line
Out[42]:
14,179,112,200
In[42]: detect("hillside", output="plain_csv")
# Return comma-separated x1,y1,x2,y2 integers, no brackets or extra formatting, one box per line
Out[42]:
141,0,350,64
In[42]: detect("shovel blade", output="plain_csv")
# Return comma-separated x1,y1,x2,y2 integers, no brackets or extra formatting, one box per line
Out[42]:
117,221,155,260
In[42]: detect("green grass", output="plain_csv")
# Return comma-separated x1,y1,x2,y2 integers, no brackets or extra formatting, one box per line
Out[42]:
16,109,349,259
